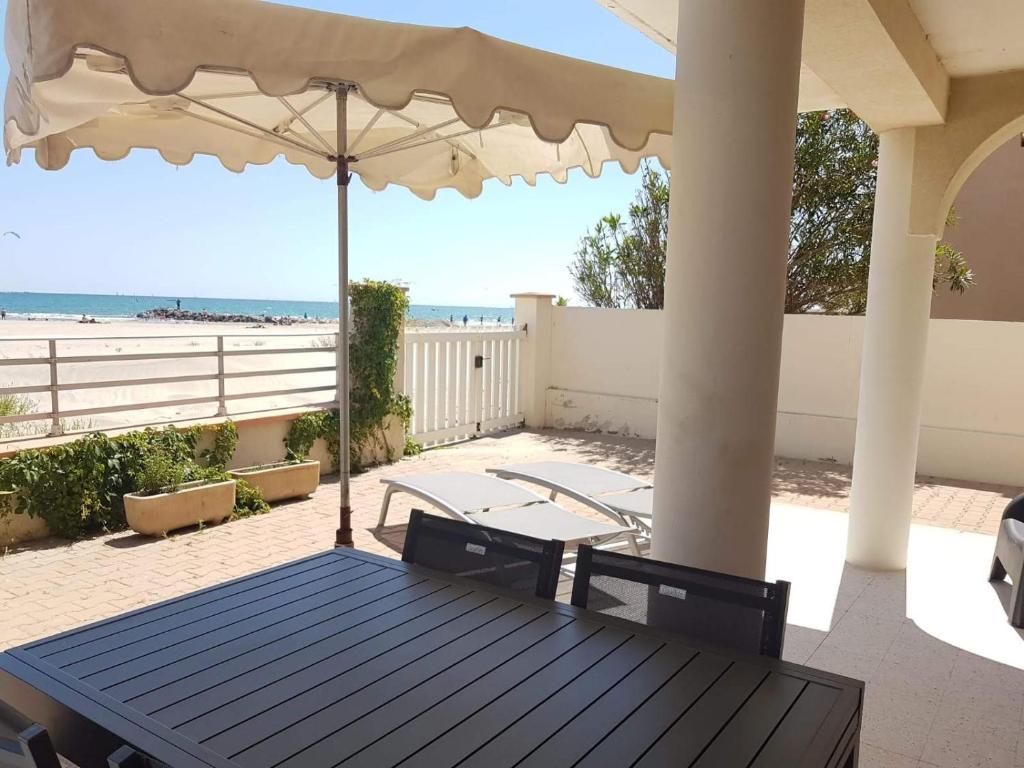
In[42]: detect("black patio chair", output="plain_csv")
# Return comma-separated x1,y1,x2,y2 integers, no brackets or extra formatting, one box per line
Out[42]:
0,724,60,768
570,545,790,658
990,493,1024,628
402,509,564,599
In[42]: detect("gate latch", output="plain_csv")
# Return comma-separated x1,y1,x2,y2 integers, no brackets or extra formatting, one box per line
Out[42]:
474,354,488,369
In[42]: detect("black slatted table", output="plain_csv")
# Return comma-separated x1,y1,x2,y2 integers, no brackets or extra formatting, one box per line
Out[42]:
0,548,862,768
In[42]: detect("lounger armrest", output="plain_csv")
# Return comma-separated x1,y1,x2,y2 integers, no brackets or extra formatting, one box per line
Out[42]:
1003,493,1024,523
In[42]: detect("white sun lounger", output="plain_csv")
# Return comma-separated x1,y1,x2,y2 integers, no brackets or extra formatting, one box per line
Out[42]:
377,471,635,546
488,461,655,528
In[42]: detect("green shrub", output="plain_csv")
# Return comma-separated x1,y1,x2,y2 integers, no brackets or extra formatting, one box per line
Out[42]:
0,423,263,540
231,477,271,518
133,450,187,496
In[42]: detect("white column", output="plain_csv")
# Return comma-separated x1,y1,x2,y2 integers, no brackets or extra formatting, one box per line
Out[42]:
650,0,805,579
511,293,554,428
847,129,936,570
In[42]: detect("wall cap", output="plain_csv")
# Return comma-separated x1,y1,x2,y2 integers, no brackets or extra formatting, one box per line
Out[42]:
510,292,556,299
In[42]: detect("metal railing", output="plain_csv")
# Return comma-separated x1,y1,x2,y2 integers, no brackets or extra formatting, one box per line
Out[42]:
0,333,339,437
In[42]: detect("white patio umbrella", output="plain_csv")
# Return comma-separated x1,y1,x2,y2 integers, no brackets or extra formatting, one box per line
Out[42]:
4,0,673,545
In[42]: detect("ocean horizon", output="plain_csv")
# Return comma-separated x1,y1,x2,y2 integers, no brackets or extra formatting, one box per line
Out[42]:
0,291,515,325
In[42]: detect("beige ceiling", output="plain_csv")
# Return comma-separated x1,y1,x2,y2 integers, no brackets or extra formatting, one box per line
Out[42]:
596,0,1024,131
910,0,1024,77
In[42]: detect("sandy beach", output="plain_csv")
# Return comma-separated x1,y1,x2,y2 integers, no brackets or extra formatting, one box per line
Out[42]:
0,318,346,440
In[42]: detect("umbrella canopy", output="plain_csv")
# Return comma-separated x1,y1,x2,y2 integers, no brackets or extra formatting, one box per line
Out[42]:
4,0,672,546
5,0,673,197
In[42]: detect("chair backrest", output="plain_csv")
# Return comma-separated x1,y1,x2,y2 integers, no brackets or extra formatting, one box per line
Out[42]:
570,545,790,659
0,724,61,768
402,510,564,599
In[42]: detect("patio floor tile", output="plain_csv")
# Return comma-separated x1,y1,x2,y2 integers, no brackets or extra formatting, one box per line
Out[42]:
1,428,1022,764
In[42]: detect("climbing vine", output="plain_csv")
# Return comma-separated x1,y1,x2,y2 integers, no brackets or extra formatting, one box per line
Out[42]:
349,280,411,470
201,420,238,469
285,281,411,471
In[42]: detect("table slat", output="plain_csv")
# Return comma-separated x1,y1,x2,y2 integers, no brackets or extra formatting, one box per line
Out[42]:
2,548,862,768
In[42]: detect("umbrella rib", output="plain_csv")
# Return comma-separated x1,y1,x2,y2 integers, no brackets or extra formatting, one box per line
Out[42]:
182,90,264,101
355,116,463,159
178,94,329,159
276,96,335,154
348,108,385,156
574,126,596,176
385,110,486,163
356,121,510,161
174,108,329,163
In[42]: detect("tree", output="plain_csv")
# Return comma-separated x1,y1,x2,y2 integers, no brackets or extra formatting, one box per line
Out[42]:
569,164,668,309
570,109,973,312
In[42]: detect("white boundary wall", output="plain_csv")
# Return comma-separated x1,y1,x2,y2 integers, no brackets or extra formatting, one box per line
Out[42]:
538,305,1024,486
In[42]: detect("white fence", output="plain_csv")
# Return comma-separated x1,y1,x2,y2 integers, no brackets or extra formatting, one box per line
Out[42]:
403,330,525,446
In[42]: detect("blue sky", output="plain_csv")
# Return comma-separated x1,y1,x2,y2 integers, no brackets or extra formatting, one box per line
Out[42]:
0,0,673,306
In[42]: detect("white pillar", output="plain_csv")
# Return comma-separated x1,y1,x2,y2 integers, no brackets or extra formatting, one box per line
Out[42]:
847,129,936,570
512,293,554,429
651,0,805,579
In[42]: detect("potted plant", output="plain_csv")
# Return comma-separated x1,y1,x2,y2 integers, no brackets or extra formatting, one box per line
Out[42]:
227,456,320,503
124,452,235,536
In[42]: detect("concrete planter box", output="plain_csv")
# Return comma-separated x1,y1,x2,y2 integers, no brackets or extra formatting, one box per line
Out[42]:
0,491,49,547
228,460,319,503
124,479,236,536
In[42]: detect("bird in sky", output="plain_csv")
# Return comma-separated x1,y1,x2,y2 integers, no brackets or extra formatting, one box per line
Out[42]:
1,231,21,239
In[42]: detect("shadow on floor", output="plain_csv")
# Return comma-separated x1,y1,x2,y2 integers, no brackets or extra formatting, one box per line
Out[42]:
370,523,408,556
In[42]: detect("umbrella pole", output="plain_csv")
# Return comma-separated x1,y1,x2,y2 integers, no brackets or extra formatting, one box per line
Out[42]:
334,84,353,548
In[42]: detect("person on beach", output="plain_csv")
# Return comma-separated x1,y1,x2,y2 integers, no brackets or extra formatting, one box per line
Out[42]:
176,298,181,310
462,314,468,327
0,308,5,320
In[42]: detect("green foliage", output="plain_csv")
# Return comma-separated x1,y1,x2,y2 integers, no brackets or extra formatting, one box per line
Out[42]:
571,110,972,314
404,436,422,457
285,411,328,461
0,392,36,439
232,477,270,518
195,467,270,518
133,450,187,496
284,410,342,467
349,280,410,469
555,296,569,307
570,164,668,309
201,420,238,469
0,423,265,540
933,208,975,295
285,281,410,471
0,390,93,439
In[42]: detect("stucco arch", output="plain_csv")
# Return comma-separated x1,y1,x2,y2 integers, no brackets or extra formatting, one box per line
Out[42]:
909,70,1024,238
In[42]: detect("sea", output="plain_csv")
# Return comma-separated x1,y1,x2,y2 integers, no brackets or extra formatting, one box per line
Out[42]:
0,292,515,326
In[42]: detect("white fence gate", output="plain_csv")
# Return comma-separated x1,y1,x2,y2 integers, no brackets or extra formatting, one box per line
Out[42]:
403,330,525,446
